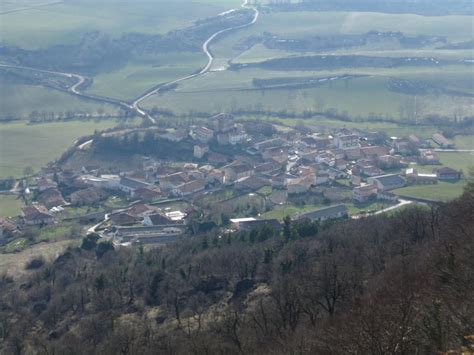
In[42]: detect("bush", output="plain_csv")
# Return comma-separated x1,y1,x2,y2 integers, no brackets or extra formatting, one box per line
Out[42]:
25,257,45,270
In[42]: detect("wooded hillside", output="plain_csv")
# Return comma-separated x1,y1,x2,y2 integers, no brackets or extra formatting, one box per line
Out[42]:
1,180,473,354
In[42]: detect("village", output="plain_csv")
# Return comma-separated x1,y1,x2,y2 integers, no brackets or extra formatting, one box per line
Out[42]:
0,113,465,249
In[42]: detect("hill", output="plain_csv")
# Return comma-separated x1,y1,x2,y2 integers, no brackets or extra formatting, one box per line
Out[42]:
0,179,473,354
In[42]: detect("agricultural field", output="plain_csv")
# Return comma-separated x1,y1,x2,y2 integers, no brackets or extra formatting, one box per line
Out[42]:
0,83,119,120
0,120,118,178
0,0,241,49
394,181,467,202
143,72,473,120
0,195,24,217
85,53,206,100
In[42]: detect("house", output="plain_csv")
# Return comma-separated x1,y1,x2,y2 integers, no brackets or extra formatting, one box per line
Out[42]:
434,167,462,181
110,213,137,226
408,134,421,147
353,184,378,203
161,129,187,142
36,178,58,192
432,133,453,148
393,140,412,155
212,113,235,133
295,204,349,222
235,175,269,191
79,174,121,190
378,155,403,169
262,146,290,162
367,174,406,191
119,177,151,194
194,144,209,159
253,138,288,152
230,218,281,232
315,172,330,185
216,127,247,146
38,188,66,209
22,205,54,225
287,176,312,194
131,187,161,202
179,178,206,196
361,146,389,159
419,150,440,165
405,169,437,185
334,134,359,149
344,147,362,160
223,162,254,183
70,187,109,206
160,172,190,192
126,204,157,218
191,126,214,143
143,213,175,226
361,165,384,177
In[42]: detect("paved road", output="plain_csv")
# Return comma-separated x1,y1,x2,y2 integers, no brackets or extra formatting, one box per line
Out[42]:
0,63,137,114
131,0,259,119
352,199,413,219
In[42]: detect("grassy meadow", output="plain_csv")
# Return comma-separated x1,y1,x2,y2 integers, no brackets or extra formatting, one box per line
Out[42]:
0,120,118,178
0,84,119,120
143,71,473,120
394,181,467,202
85,53,207,100
0,195,24,217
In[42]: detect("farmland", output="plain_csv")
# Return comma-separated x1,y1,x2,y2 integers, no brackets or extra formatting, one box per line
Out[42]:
394,181,467,202
0,83,119,120
85,52,206,100
0,120,118,178
0,195,25,218
0,0,241,49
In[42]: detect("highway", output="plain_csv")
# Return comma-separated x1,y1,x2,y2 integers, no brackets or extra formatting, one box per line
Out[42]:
131,0,259,119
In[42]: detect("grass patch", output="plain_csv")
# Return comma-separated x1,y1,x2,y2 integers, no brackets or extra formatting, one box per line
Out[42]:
260,203,326,220
0,195,24,217
437,152,474,173
0,120,118,178
453,135,474,150
394,181,467,201
85,53,206,100
0,83,119,120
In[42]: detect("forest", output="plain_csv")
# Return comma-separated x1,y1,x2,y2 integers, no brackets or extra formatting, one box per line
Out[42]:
0,178,473,354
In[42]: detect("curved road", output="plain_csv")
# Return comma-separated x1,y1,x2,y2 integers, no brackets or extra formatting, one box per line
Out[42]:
131,0,259,119
0,0,259,125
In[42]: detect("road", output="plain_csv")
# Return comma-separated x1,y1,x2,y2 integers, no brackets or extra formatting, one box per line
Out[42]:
0,63,137,114
131,0,259,118
352,199,413,219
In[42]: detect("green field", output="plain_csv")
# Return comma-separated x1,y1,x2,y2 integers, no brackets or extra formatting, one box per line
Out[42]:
0,0,240,49
395,181,467,201
437,152,474,173
0,195,24,217
143,72,473,120
453,135,474,149
0,83,119,120
228,11,474,42
0,120,118,178
85,53,206,100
